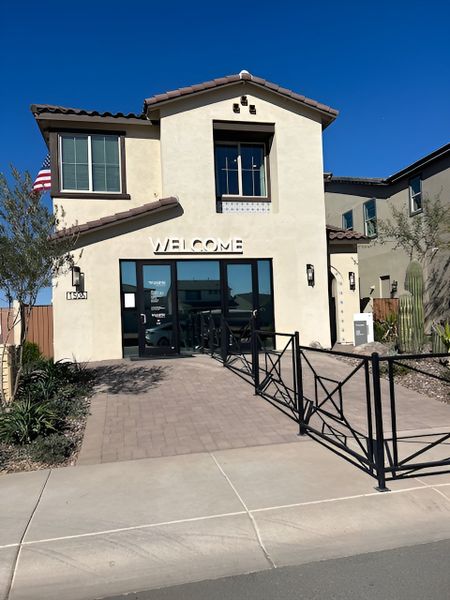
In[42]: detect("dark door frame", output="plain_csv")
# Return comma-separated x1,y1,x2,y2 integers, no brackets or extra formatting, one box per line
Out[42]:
137,260,179,356
222,258,259,320
129,258,274,357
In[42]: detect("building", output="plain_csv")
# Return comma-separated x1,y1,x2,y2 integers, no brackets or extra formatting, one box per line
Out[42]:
325,144,450,327
32,71,365,361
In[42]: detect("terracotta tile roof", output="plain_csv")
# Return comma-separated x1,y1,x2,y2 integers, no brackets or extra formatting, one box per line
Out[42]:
143,71,339,121
31,104,146,120
326,224,368,242
54,197,179,239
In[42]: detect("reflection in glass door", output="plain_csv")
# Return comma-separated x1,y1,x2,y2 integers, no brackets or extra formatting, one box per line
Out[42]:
176,260,221,351
224,262,257,346
139,263,177,355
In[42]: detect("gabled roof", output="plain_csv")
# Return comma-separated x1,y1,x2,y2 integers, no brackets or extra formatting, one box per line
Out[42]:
54,197,179,239
143,71,338,126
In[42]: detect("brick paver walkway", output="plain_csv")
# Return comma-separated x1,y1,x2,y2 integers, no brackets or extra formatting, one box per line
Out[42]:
78,355,300,465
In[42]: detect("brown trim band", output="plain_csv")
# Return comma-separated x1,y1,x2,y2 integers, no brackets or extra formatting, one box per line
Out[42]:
213,120,275,133
52,192,131,200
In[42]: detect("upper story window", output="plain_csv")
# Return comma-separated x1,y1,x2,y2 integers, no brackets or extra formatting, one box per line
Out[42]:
409,175,422,214
363,198,377,237
215,142,267,198
59,133,121,193
342,210,353,230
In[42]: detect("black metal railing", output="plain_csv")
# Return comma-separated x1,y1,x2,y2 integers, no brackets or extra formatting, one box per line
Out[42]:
201,315,449,491
377,353,450,484
297,346,380,483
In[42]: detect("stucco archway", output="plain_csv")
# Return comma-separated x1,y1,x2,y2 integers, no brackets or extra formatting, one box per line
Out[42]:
329,266,344,345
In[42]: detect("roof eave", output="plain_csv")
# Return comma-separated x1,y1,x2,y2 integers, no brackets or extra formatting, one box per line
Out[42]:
54,197,180,240
328,236,370,245
386,142,450,183
144,78,338,127
32,112,150,128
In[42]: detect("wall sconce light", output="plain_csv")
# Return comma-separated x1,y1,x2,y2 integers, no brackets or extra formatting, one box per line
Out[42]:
391,280,398,294
349,271,356,290
72,266,81,288
233,103,240,113
240,95,248,106
306,264,315,287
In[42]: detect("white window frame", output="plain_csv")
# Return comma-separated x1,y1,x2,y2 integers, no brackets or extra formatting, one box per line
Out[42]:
215,141,268,199
409,175,423,215
363,198,377,238
342,210,353,231
58,133,122,194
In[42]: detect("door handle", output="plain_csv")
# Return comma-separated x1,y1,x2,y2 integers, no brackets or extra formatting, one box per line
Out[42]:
140,313,147,325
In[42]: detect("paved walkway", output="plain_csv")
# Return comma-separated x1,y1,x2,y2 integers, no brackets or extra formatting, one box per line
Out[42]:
79,352,449,467
78,355,300,465
1,441,450,600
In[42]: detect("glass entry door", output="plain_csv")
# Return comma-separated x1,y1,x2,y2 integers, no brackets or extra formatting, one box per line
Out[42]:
223,261,258,348
138,263,177,355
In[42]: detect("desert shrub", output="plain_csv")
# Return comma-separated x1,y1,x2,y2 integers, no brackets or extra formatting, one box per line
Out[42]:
0,359,94,452
374,321,388,342
18,359,94,403
0,397,60,444
29,433,74,464
21,342,43,366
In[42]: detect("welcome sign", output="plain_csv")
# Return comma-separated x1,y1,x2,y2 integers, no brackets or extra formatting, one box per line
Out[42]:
150,237,243,254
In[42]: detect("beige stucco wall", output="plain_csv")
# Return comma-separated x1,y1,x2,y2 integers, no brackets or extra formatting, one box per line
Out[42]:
52,84,333,361
1,345,15,402
325,155,449,324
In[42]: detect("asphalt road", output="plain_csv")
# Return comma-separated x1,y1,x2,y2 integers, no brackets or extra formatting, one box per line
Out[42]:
103,539,450,600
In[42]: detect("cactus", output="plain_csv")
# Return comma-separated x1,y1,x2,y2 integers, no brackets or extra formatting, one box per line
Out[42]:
398,292,414,354
404,260,425,353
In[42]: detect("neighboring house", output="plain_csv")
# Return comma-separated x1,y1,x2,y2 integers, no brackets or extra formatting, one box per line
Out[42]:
31,71,365,361
325,144,450,327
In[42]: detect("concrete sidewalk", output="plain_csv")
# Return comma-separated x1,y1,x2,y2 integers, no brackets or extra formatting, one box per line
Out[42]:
1,441,450,600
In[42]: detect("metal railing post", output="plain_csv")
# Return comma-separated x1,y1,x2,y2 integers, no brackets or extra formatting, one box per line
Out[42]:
251,317,259,394
220,316,227,364
371,352,389,492
208,316,214,357
294,331,306,435
199,315,205,354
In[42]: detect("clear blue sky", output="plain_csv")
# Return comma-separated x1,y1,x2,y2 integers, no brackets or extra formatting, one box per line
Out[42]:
1,0,449,304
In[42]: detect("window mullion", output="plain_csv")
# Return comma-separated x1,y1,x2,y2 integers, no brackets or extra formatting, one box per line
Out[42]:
58,135,63,190
237,143,243,196
88,135,93,192
118,136,122,193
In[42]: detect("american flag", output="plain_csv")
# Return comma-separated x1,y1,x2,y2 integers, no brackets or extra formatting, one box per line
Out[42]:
33,154,52,192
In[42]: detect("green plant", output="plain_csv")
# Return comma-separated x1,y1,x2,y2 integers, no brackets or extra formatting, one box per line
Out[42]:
398,292,414,354
0,166,78,404
433,321,450,352
0,397,60,444
374,320,388,342
29,433,74,464
21,341,43,366
404,260,424,352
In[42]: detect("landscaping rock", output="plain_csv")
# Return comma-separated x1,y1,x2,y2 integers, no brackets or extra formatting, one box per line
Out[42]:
351,342,393,356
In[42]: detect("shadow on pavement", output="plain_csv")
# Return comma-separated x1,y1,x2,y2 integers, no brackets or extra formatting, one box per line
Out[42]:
91,364,168,395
